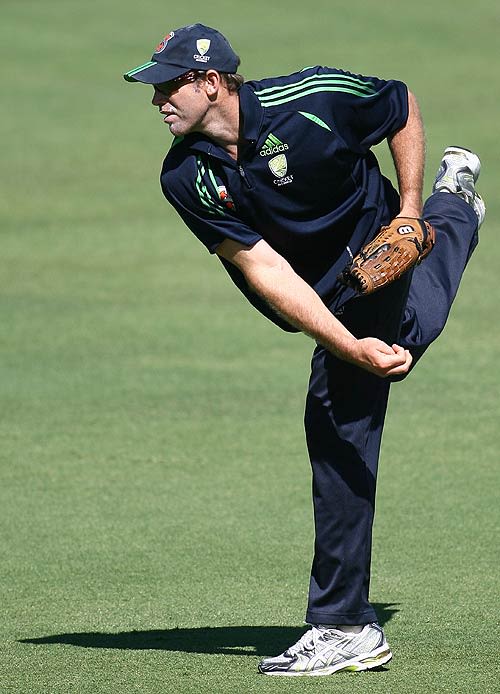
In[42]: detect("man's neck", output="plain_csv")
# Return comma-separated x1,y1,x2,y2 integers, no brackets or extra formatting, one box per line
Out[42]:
199,92,241,160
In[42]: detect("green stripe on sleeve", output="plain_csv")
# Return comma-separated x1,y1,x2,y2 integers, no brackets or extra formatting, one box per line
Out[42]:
259,84,377,107
205,161,221,199
195,158,225,217
254,72,377,98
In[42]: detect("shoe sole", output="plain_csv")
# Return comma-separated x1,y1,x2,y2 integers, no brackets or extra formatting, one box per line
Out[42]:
258,645,393,677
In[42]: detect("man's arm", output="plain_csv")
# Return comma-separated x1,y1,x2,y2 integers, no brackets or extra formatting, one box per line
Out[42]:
217,237,412,378
388,89,425,218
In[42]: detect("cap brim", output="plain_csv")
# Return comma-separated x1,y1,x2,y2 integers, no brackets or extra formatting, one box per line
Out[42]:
123,61,187,84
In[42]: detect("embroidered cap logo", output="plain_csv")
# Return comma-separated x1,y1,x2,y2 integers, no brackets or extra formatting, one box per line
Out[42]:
194,38,211,63
196,39,211,56
155,31,174,53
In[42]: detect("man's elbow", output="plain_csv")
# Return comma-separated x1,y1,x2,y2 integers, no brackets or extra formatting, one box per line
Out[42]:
245,256,291,295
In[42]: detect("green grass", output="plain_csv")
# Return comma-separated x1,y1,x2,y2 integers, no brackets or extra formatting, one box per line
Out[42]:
1,0,499,692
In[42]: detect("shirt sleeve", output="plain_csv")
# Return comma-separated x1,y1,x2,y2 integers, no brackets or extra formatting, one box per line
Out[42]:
160,151,262,253
312,67,409,154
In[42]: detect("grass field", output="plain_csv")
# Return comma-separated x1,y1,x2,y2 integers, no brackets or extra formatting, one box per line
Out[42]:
1,0,499,692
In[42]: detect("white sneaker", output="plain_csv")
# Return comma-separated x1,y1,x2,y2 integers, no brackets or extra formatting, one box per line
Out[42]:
258,623,392,677
432,146,485,227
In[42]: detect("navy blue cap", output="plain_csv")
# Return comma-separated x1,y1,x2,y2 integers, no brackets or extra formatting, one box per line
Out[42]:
124,23,240,84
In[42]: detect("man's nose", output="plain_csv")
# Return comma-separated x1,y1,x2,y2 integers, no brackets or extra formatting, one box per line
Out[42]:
151,88,168,107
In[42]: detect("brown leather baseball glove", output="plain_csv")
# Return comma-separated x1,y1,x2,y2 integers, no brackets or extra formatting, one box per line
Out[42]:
339,217,436,295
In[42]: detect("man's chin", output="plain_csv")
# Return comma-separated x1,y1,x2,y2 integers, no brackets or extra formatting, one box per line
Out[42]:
166,121,187,137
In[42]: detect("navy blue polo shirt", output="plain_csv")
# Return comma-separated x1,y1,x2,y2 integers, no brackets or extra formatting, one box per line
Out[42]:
161,66,408,331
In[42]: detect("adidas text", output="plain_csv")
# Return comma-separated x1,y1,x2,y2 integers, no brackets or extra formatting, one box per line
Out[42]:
260,143,289,157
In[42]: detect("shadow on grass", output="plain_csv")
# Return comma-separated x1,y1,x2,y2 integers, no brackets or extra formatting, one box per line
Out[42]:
19,603,399,656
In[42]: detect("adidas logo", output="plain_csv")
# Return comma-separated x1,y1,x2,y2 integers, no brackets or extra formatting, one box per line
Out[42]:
259,133,289,157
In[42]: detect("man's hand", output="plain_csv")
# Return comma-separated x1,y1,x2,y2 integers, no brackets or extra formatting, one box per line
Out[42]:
348,338,413,377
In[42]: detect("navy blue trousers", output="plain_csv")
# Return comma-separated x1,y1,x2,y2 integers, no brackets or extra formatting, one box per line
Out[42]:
304,194,479,625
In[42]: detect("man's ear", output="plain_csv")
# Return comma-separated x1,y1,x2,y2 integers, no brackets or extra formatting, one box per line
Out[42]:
204,70,221,96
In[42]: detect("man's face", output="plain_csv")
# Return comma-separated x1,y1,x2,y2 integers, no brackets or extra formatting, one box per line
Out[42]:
152,72,210,137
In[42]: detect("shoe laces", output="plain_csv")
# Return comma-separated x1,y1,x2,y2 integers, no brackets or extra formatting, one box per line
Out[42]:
286,628,318,655
287,626,349,655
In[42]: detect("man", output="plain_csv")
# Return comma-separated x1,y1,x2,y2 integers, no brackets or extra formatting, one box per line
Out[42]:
124,24,485,676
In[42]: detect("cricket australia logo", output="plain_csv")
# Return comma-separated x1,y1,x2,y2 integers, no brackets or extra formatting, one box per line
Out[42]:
259,133,289,157
269,154,294,186
194,38,211,63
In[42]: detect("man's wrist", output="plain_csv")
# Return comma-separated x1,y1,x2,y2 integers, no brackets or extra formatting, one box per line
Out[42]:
398,192,423,218
325,334,359,363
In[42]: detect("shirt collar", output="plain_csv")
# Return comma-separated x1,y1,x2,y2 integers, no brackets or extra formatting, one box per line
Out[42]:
238,83,264,143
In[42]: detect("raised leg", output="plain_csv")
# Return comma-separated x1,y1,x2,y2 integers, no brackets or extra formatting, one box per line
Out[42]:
399,190,479,365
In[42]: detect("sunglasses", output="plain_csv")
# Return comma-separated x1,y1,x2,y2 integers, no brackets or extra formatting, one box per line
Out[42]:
153,71,203,96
